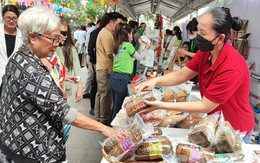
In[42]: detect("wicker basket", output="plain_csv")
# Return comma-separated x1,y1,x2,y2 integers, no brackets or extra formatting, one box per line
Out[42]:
102,147,166,163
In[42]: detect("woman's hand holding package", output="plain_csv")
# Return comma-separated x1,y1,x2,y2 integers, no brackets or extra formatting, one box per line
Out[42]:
138,100,165,116
134,79,157,95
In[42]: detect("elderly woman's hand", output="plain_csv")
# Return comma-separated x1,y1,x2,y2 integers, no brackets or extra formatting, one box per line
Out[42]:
100,126,117,137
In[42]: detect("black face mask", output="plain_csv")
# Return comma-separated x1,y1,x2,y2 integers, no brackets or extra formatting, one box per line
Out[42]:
195,34,219,52
61,31,68,36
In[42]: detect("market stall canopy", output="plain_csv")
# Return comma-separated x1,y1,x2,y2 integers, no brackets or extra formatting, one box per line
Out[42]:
116,0,215,21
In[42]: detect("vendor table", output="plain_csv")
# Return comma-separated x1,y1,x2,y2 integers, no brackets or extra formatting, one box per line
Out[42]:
101,128,260,163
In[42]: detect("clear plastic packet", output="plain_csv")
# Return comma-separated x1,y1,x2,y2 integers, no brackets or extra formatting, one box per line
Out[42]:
142,109,167,126
124,93,156,117
211,121,236,153
177,113,202,129
188,112,220,147
211,112,245,153
206,153,245,162
175,143,215,163
134,135,173,161
102,114,154,162
159,111,189,127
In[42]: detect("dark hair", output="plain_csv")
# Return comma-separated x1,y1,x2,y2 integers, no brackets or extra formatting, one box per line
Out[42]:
96,19,101,24
109,12,124,22
173,26,182,40
87,22,95,27
186,18,198,34
122,16,127,22
60,17,75,70
81,25,86,30
183,41,190,51
165,29,173,35
140,22,146,26
129,21,139,29
99,13,111,28
2,5,19,17
207,7,243,41
113,23,132,54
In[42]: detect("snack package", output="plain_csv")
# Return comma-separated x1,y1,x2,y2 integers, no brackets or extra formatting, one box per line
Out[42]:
124,94,156,116
177,113,202,129
162,89,175,102
153,127,163,136
176,143,215,163
102,114,154,162
211,112,245,153
188,112,220,147
211,121,236,153
159,111,188,127
142,109,167,126
206,153,245,162
176,90,187,102
135,135,173,161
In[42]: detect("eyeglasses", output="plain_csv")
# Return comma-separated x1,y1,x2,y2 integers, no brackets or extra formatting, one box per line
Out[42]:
4,17,18,22
36,33,62,46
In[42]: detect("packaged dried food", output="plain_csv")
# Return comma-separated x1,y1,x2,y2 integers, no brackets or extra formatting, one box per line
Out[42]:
206,153,245,162
124,95,156,116
159,111,188,127
177,114,201,129
162,89,175,102
135,136,173,161
176,90,187,102
176,143,215,163
211,121,236,153
188,113,220,147
153,127,163,135
142,110,167,126
102,114,153,162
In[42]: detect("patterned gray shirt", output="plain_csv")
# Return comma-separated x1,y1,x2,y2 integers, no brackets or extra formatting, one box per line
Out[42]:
0,45,77,162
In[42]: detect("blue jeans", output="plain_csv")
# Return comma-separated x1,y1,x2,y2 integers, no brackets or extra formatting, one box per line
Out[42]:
109,72,130,124
243,129,254,144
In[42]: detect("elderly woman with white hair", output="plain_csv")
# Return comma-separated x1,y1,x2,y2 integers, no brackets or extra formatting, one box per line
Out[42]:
0,7,116,163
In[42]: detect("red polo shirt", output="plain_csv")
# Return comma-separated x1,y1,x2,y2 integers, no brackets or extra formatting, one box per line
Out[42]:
186,42,254,135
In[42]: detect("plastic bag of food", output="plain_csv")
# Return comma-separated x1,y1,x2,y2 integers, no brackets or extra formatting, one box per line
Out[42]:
176,143,215,163
211,121,236,153
177,113,202,129
206,153,245,162
135,135,173,161
211,112,246,153
142,109,167,126
188,112,220,147
102,114,154,162
162,89,175,102
124,94,156,116
176,90,188,102
159,111,188,127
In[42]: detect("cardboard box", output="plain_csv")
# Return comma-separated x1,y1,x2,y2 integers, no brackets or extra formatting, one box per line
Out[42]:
233,39,249,59
250,72,260,131
241,19,249,32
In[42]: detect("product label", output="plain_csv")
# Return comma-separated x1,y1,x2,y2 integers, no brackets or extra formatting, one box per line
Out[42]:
190,150,203,161
148,142,163,155
121,136,134,151
116,130,127,141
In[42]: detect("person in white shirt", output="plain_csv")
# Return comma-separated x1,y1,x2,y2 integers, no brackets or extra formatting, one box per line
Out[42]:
73,26,80,42
76,26,86,66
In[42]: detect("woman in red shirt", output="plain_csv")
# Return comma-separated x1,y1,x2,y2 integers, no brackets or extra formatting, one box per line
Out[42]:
135,7,254,143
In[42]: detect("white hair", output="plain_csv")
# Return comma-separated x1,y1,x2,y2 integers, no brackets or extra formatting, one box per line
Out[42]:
18,7,60,44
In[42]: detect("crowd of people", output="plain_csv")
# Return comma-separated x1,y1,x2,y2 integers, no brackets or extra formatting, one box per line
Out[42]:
0,4,255,163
